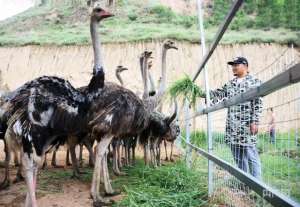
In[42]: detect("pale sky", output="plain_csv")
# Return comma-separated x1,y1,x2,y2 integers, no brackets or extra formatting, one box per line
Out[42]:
0,0,35,21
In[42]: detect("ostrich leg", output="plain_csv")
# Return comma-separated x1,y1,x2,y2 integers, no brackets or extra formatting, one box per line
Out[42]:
103,151,120,196
23,153,38,207
0,140,11,190
83,139,95,167
66,149,71,166
79,144,84,167
51,150,63,168
42,153,48,169
69,145,81,178
164,139,168,161
13,148,20,167
170,141,174,162
131,137,136,165
112,139,126,176
13,162,24,183
155,139,161,166
51,150,57,167
91,135,114,206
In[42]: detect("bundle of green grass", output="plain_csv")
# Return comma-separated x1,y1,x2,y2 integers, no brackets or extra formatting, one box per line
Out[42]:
169,75,205,107
114,160,208,207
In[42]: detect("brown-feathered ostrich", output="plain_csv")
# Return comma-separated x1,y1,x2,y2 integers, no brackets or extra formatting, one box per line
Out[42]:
115,65,139,168
0,3,113,206
85,23,180,207
111,65,128,176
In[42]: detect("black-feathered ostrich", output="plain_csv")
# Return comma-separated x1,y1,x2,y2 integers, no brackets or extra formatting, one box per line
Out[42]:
0,3,113,206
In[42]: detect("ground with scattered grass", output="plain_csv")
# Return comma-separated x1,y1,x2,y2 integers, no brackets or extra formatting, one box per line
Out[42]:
0,142,212,207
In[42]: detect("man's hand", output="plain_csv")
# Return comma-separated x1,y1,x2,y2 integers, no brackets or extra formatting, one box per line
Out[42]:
250,123,258,135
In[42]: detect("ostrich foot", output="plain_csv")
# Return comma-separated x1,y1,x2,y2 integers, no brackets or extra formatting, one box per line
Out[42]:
51,163,64,168
113,168,127,176
165,157,169,161
0,179,10,190
79,170,87,174
170,158,175,162
42,162,48,170
93,197,114,207
105,190,121,197
71,171,81,179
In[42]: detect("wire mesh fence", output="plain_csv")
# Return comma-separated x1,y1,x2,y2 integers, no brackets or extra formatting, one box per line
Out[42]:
177,44,300,206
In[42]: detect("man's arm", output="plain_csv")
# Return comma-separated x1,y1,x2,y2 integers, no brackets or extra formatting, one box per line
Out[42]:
200,83,229,104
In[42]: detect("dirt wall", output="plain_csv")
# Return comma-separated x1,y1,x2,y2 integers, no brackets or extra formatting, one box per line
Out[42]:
0,41,299,130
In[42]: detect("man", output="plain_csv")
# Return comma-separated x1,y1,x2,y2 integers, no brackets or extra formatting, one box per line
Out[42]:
209,57,263,179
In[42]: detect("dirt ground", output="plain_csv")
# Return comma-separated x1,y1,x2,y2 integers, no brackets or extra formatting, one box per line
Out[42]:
0,141,182,207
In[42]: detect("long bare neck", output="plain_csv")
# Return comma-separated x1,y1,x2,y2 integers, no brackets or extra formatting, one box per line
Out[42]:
90,18,103,73
148,71,156,93
158,47,167,95
142,58,149,100
116,71,124,86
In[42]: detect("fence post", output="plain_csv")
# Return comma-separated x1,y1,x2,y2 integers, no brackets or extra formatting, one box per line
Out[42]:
184,98,192,168
197,0,213,196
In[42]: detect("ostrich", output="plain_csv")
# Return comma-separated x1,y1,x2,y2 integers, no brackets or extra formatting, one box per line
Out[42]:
111,65,132,175
86,27,179,206
139,40,180,166
115,65,139,167
0,4,113,206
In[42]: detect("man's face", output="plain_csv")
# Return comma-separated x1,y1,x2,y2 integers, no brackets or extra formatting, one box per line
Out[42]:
231,64,247,77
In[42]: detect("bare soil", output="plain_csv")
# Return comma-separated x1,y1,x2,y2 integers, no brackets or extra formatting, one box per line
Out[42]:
0,141,182,207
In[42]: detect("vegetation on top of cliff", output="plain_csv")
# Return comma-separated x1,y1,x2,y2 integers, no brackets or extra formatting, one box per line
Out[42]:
0,0,299,46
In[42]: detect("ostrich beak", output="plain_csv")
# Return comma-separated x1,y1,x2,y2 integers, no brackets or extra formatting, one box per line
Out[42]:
99,9,114,19
93,7,114,20
121,67,128,71
172,46,178,50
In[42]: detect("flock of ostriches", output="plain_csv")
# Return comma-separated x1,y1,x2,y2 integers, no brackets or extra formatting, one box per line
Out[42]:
0,1,181,207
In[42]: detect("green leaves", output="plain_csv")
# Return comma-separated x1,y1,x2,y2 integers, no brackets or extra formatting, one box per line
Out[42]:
168,75,205,108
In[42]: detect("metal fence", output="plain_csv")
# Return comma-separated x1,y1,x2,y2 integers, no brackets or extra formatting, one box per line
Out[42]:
176,0,300,206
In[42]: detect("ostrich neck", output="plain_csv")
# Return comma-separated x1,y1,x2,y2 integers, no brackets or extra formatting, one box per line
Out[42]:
158,48,167,95
148,72,156,92
116,72,124,86
142,58,149,100
90,19,103,73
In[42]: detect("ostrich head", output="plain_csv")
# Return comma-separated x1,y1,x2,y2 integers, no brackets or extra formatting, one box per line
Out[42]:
116,65,128,73
163,99,180,142
163,40,178,50
115,65,128,86
87,0,113,21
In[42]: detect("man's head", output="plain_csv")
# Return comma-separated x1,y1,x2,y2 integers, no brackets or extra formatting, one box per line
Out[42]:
228,57,248,78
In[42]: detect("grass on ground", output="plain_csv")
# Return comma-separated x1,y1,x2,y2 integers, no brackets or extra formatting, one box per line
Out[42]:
184,130,300,203
33,158,209,207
